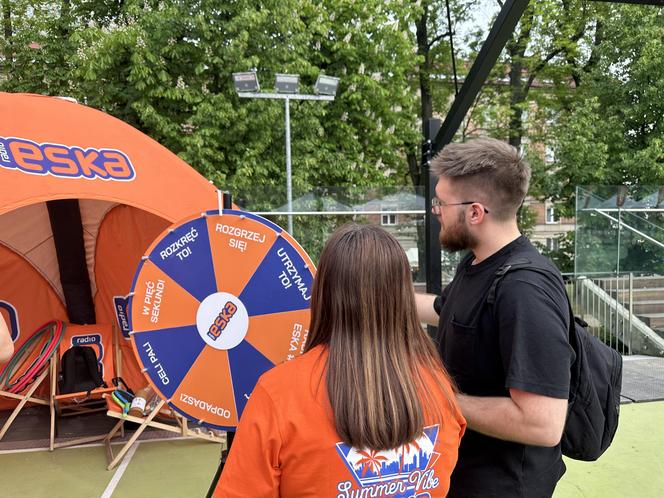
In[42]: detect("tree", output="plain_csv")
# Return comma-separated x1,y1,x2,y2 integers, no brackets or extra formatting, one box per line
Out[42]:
65,1,421,197
0,1,78,95
549,5,664,211
1,1,426,256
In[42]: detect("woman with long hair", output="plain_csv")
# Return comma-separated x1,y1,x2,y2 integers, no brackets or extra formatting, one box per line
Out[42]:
214,224,465,497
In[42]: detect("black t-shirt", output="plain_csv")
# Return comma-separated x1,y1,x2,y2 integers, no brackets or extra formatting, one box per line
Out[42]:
433,236,573,498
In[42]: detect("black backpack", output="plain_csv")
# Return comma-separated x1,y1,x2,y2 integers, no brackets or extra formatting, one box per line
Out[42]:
59,346,106,394
488,256,623,461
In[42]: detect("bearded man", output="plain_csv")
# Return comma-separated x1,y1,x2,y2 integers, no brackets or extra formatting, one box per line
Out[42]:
416,138,573,498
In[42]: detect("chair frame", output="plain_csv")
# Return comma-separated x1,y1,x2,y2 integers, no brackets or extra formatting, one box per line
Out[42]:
103,397,224,470
48,323,120,450
0,368,51,443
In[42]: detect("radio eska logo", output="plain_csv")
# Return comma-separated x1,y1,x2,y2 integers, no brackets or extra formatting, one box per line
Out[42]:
207,301,238,342
0,136,136,181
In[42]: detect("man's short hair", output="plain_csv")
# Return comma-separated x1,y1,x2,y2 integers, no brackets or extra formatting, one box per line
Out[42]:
430,138,531,221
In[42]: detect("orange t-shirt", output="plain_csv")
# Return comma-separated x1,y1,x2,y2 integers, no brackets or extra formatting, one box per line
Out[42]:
214,345,466,497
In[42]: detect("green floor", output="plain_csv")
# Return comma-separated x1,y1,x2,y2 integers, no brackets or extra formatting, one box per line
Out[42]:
0,439,221,497
555,401,664,498
0,402,662,497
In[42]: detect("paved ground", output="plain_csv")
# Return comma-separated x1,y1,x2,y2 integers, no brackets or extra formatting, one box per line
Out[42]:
620,355,664,403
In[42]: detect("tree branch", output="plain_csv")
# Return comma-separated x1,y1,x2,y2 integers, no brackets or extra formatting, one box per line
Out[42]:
524,30,584,97
427,30,452,50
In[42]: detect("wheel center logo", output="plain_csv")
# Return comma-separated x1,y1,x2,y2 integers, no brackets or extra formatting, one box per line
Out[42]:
197,292,248,350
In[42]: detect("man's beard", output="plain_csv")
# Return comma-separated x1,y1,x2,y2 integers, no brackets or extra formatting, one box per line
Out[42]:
439,212,477,252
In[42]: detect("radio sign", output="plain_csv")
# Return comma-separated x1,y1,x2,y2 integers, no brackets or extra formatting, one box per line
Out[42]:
0,137,136,181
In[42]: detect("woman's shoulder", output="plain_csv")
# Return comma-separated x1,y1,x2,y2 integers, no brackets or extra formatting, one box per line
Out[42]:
256,345,328,397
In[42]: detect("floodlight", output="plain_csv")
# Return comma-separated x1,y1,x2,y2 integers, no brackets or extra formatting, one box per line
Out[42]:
275,74,300,94
314,75,340,96
233,72,260,93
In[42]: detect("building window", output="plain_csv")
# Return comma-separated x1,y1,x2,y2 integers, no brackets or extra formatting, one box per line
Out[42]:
544,146,555,164
381,213,397,226
545,205,559,224
546,237,559,251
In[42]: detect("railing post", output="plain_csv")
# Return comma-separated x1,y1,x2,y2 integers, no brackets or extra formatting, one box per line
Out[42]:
628,272,633,355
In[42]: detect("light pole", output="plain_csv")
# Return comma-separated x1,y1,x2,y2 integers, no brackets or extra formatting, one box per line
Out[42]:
233,72,340,234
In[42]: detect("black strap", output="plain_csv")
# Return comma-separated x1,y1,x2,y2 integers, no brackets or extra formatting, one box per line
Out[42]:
112,376,133,395
60,347,78,393
487,256,577,363
486,256,537,305
81,347,106,389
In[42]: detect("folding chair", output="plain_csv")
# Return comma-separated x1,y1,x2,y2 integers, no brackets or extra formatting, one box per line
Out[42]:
0,320,65,443
49,323,119,450
103,394,225,470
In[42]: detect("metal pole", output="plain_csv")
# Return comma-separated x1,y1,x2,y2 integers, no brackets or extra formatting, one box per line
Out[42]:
574,186,579,277
238,91,334,235
285,97,293,234
424,119,442,299
444,0,459,96
628,272,633,354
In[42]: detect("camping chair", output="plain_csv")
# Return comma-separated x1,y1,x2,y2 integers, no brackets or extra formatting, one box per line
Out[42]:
103,392,225,470
49,323,119,450
0,320,65,444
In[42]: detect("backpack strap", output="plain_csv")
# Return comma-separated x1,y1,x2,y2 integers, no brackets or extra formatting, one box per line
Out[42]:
488,255,578,366
60,347,78,393
112,376,134,395
81,346,106,391
486,256,543,305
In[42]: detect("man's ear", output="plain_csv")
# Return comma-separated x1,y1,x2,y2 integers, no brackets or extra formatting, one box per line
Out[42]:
467,203,485,225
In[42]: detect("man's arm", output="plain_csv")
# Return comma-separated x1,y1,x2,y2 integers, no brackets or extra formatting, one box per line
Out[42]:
415,293,439,327
456,388,568,447
0,314,14,364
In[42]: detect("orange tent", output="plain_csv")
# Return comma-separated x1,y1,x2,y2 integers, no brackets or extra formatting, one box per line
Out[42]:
0,93,219,407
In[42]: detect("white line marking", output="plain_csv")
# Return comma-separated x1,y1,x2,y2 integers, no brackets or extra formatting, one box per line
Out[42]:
0,435,197,455
100,441,140,498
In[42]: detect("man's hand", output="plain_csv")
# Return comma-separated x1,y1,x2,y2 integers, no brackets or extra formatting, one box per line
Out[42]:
456,388,568,447
415,293,439,327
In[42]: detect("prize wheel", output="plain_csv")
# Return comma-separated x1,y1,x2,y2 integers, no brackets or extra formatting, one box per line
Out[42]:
128,210,315,430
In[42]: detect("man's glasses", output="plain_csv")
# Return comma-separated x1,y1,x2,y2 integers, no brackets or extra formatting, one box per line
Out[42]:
431,198,490,216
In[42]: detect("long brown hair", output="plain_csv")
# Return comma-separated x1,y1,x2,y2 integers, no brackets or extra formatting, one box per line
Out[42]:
305,223,455,450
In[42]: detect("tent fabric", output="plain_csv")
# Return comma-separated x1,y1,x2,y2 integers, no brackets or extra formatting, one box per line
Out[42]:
0,93,218,218
0,203,62,299
0,92,222,409
0,200,119,302
94,205,170,392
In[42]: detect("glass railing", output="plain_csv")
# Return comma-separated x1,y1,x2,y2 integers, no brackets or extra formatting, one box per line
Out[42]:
575,186,664,276
234,185,464,286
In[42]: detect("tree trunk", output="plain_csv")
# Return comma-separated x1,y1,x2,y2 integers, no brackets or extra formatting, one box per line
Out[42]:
2,0,12,75
412,2,434,283
505,7,534,150
509,57,524,149
416,4,433,140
